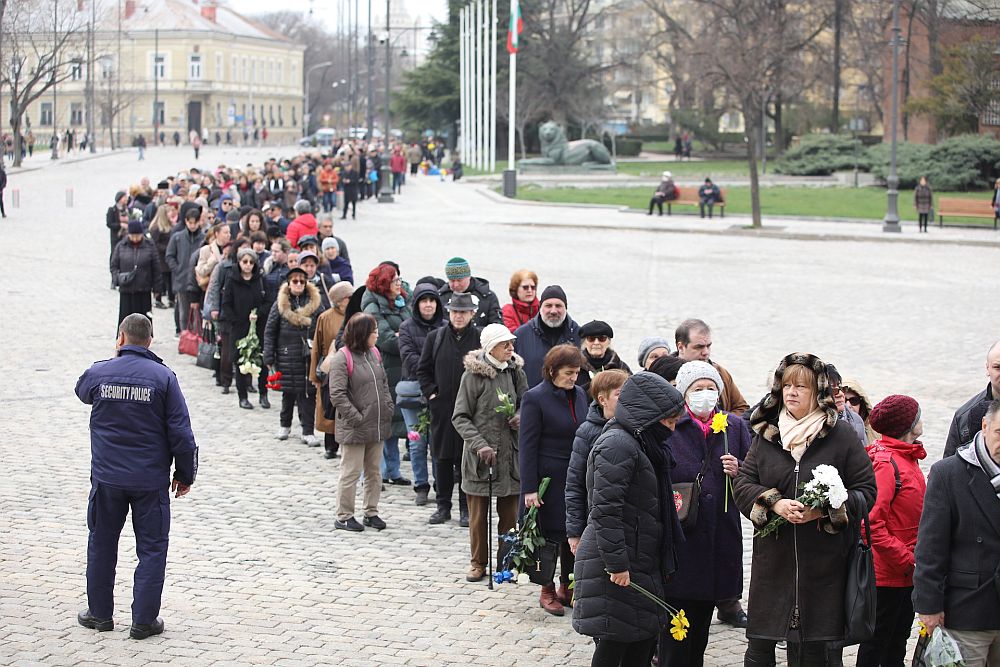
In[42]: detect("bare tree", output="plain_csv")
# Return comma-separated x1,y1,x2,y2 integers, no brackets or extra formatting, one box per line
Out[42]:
1,0,83,166
688,0,826,227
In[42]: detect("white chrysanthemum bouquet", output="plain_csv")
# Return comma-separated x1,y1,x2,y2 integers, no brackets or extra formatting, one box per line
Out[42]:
756,464,848,538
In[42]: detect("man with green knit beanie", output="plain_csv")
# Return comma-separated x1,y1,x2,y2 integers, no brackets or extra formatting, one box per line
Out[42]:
438,257,503,329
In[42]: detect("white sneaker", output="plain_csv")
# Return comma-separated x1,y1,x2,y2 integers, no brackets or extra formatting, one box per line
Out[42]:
302,433,320,447
276,427,291,441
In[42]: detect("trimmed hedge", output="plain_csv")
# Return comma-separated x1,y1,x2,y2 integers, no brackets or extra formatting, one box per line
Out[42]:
867,134,1000,191
604,137,643,157
774,134,868,176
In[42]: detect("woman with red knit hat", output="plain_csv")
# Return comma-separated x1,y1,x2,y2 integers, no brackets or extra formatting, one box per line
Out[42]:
857,395,928,667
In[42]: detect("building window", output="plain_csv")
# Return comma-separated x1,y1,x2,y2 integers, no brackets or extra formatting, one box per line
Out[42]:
278,106,284,127
101,56,115,80
216,102,222,125
70,102,83,125
269,104,274,126
242,57,248,82
277,61,282,84
154,101,165,126
189,54,202,80
152,53,165,79
232,56,239,82
40,102,53,126
70,59,83,81
216,53,223,80
292,105,297,127
984,80,1000,126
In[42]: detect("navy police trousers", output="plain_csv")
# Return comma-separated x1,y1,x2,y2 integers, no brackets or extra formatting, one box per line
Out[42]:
86,482,170,624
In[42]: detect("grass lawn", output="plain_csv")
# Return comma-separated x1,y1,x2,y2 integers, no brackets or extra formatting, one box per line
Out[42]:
511,184,996,224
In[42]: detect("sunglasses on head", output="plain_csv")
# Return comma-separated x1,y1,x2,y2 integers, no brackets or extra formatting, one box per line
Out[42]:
585,335,609,343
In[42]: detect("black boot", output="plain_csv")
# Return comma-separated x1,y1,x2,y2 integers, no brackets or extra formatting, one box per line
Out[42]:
259,390,270,409
428,502,451,524
458,493,469,528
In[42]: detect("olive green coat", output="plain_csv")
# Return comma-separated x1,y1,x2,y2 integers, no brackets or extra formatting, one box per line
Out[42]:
454,350,528,498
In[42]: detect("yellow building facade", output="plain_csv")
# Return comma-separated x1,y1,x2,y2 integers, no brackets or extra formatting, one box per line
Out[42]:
12,0,305,147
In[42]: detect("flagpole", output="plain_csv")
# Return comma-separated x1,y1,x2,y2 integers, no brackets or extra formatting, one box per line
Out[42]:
459,6,467,166
502,0,518,197
489,0,497,173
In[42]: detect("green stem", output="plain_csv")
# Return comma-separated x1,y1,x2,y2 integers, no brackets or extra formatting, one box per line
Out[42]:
724,430,730,513
626,580,679,616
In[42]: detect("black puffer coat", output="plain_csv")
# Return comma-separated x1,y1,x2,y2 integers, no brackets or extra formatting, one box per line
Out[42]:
565,401,609,539
398,282,445,380
572,373,686,641
262,281,324,394
110,237,160,293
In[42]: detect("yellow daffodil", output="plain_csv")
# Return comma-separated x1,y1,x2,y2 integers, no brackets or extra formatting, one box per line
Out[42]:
670,611,690,641
710,412,729,434
918,620,928,638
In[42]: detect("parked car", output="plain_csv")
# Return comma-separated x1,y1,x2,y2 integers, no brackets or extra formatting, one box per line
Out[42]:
299,128,337,147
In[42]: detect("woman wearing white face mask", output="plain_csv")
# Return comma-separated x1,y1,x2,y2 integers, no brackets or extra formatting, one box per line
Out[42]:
657,360,752,667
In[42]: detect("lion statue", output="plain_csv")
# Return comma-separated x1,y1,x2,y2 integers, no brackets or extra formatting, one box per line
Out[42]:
520,121,613,166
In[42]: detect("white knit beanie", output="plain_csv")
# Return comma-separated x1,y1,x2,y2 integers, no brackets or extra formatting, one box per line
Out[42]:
480,323,516,357
675,360,724,397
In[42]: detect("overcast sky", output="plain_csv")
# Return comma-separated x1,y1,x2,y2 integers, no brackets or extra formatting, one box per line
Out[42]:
233,0,448,32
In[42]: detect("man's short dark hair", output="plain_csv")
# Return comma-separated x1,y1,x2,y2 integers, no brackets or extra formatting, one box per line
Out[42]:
119,314,153,345
184,207,201,222
986,399,1000,423
675,318,710,347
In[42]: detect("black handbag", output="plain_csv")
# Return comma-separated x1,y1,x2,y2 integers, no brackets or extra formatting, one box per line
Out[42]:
196,322,218,369
526,540,559,586
842,493,877,645
395,379,425,409
672,448,713,533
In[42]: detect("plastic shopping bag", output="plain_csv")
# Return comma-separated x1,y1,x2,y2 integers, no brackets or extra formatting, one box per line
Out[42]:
913,626,965,667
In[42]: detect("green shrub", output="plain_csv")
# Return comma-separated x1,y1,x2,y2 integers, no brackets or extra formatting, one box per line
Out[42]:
604,137,642,157
774,134,869,176
867,134,1000,190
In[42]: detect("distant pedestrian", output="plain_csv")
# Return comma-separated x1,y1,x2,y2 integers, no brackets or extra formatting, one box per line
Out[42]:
191,132,202,160
111,219,160,326
674,135,683,160
75,313,198,640
172,131,180,147
914,176,933,232
136,134,146,161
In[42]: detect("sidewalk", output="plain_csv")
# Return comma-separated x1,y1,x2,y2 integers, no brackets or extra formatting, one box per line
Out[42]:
471,182,1000,248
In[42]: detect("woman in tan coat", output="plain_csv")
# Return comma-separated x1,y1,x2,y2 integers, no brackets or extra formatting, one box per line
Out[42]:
310,281,355,459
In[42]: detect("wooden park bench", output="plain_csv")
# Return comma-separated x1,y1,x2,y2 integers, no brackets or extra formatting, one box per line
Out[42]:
937,197,998,229
666,186,727,217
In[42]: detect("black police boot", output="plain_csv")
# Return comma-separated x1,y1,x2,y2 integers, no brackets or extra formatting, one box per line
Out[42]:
78,609,113,632
129,617,164,640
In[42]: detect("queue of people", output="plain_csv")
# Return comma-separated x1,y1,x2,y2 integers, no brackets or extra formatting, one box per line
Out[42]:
100,149,1000,667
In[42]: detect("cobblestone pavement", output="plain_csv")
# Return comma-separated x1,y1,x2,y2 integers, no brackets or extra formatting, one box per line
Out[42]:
1,146,997,666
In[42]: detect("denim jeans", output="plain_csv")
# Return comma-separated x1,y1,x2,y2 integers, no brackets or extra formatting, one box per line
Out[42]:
400,406,430,489
380,437,402,480
322,191,337,212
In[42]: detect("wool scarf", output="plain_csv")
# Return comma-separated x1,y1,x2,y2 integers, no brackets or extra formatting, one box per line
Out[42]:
778,408,827,462
974,433,1000,500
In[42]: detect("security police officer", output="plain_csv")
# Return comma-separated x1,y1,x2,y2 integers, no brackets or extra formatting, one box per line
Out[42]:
75,314,198,639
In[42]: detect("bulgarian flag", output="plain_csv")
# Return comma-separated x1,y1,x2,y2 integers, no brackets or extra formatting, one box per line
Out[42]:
506,1,523,54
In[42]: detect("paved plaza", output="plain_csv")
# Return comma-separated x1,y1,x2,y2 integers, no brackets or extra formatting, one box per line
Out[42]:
1,145,998,666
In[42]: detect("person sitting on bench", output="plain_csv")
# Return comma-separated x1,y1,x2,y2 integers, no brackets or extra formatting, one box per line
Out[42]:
699,178,722,219
648,171,678,216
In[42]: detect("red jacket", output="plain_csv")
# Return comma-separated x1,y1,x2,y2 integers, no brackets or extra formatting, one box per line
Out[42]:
501,298,539,333
866,436,927,587
286,213,318,249
390,153,407,173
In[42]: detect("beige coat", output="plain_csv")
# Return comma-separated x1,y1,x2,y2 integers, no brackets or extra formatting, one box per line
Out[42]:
310,305,347,434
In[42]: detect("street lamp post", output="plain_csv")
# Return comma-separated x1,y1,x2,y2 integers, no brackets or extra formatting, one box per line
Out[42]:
378,0,394,202
303,60,334,138
883,0,902,233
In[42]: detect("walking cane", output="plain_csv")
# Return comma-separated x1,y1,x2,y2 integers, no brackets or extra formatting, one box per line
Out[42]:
487,465,494,590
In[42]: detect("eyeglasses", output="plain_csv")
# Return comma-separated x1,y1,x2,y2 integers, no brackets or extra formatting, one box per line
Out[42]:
391,278,402,285
585,335,609,343
496,341,514,348
289,279,306,285
845,396,862,407
519,284,536,291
